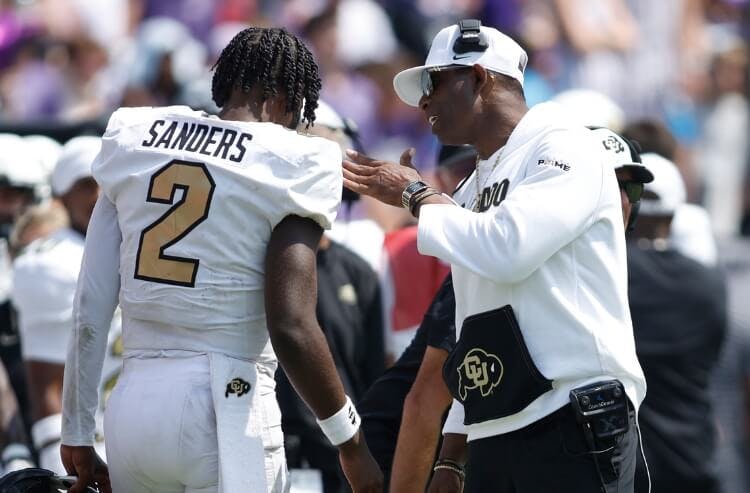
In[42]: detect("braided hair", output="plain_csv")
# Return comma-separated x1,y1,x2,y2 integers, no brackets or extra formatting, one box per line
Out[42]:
211,27,321,127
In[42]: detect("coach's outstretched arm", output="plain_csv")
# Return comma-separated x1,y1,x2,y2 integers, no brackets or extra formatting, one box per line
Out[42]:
265,215,383,493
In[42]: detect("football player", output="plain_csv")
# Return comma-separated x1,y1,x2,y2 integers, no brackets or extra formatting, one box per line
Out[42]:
59,27,382,493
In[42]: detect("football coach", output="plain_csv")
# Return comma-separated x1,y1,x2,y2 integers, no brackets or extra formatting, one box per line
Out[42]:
343,20,646,493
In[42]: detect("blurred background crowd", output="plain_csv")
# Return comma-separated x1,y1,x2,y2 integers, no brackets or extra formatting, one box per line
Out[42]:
0,0,748,232
0,0,749,492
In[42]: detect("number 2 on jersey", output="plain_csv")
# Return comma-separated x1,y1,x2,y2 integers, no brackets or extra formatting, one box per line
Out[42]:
135,160,215,287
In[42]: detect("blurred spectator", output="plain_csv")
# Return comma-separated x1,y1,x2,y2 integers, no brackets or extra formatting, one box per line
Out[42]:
711,237,750,493
622,120,678,162
23,134,60,174
0,360,32,475
303,7,383,160
622,119,719,265
623,0,709,131
621,119,699,200
11,136,119,473
628,153,727,493
0,133,47,448
128,0,218,43
120,17,208,108
552,0,637,101
8,203,67,256
552,89,626,131
671,203,719,267
697,29,749,237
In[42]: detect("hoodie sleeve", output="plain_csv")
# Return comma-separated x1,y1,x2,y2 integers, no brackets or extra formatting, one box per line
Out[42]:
417,129,605,283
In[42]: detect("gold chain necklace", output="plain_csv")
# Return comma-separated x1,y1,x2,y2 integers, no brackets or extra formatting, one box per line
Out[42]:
473,149,503,212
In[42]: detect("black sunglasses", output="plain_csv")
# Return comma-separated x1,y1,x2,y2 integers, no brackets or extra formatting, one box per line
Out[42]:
420,65,471,99
619,181,644,204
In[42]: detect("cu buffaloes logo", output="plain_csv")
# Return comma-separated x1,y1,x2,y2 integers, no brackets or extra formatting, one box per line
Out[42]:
602,136,625,153
225,377,251,398
457,349,503,400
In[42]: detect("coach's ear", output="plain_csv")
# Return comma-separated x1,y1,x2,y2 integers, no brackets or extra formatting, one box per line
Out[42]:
473,64,493,98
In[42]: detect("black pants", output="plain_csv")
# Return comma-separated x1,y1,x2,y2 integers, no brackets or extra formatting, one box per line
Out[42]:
464,405,638,493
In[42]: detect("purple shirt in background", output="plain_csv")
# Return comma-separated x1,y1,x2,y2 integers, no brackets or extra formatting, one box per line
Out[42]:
481,0,521,35
143,0,218,42
10,61,66,120
0,11,39,69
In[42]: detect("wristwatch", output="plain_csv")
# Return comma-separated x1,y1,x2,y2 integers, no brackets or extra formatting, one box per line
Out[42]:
401,180,430,209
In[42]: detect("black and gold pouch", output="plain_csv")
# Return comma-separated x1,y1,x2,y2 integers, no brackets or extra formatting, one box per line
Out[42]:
443,305,553,425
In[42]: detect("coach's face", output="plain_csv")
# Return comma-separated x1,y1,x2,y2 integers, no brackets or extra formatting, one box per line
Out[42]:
419,65,478,145
616,168,634,228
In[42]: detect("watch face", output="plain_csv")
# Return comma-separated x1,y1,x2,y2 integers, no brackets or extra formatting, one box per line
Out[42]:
402,181,424,208
402,181,431,209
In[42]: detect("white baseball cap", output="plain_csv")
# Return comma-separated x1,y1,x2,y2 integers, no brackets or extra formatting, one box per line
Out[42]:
24,134,62,178
588,127,653,183
393,20,527,107
552,90,626,131
0,134,48,189
52,136,101,196
639,153,686,216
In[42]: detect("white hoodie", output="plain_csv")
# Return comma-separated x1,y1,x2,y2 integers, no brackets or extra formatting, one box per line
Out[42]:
417,103,646,441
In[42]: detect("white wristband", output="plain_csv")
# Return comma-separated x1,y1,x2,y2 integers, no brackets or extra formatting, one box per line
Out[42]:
316,395,360,446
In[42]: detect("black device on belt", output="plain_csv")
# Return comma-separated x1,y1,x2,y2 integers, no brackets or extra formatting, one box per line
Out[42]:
569,380,629,450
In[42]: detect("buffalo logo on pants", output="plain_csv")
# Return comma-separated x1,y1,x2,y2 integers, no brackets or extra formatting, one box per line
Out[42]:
457,348,503,400
225,377,251,398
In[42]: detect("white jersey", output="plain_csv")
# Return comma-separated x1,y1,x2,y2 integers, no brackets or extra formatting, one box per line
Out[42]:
417,102,646,441
62,106,342,446
94,105,342,361
12,228,123,410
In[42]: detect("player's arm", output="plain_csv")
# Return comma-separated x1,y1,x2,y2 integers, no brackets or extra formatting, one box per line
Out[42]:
390,346,452,493
265,215,382,493
60,195,119,493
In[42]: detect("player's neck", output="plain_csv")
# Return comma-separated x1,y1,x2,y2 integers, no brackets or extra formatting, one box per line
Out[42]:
219,105,268,124
218,89,293,127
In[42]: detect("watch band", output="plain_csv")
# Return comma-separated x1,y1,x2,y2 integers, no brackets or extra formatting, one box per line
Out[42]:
401,180,430,209
410,188,440,216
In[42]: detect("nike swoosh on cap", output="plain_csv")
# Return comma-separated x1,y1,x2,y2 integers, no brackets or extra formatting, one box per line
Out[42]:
453,54,471,60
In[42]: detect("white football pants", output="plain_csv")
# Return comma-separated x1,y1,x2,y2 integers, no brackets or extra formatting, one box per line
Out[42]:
104,353,287,492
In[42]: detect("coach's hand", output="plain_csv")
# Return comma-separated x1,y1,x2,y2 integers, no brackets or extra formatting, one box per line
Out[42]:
61,444,111,493
343,148,422,207
427,467,464,493
338,430,384,492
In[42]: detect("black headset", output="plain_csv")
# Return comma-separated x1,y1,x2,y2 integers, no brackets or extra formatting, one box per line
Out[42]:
453,19,488,54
